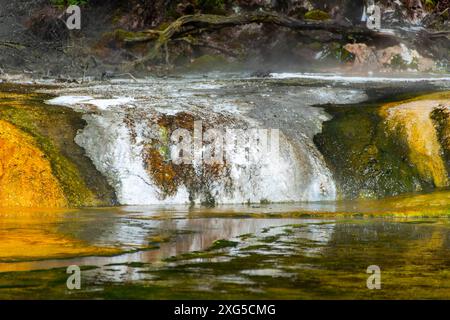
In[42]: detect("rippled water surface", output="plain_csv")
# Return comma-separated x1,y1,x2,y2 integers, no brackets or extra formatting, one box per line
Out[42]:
2,191,450,299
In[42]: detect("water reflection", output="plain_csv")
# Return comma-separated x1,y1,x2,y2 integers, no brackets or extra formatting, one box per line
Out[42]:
0,204,319,273
2,202,450,298
1,190,450,277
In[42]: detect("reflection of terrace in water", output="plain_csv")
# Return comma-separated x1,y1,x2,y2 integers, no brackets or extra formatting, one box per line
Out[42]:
0,206,336,278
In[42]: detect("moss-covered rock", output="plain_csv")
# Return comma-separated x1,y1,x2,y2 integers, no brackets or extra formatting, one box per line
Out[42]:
304,9,331,21
315,107,426,199
316,91,450,200
0,85,117,207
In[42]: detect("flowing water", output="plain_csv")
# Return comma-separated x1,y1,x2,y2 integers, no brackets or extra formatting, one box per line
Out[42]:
0,73,449,299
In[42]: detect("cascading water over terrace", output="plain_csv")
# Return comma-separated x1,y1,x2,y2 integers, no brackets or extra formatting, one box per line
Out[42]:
45,75,450,205
44,77,374,205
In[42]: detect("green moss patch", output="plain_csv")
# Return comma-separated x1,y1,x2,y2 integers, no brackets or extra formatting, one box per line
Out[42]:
304,10,331,21
314,103,433,199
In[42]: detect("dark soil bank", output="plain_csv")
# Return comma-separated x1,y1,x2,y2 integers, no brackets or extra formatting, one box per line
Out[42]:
0,0,449,79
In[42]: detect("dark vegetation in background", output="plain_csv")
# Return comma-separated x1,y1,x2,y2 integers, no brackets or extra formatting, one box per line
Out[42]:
0,0,448,77
40,0,448,29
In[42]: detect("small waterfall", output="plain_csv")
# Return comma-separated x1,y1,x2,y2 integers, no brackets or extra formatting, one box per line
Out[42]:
72,107,335,205
46,79,343,205
45,78,450,204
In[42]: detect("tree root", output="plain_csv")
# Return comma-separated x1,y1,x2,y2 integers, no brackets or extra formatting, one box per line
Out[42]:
127,11,386,68
125,11,446,68
0,41,26,50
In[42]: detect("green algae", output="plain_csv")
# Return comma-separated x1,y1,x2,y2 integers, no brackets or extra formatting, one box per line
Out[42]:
260,235,281,243
238,233,255,240
431,105,450,173
4,217,450,299
241,244,271,251
0,86,116,207
315,90,450,198
208,239,239,250
105,262,151,268
163,238,238,262
387,90,450,104
314,102,433,200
